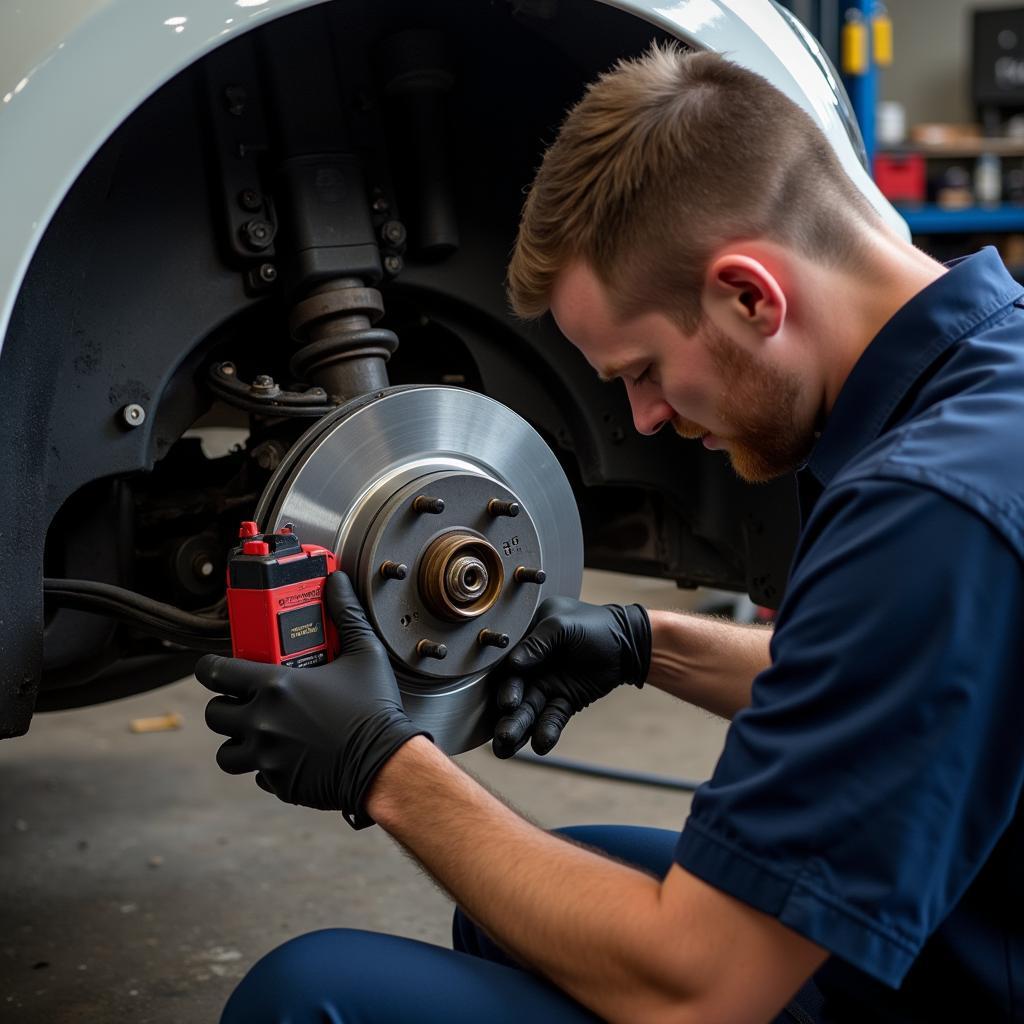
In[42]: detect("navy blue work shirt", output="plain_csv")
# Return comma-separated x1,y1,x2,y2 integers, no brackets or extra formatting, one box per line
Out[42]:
675,247,1024,1022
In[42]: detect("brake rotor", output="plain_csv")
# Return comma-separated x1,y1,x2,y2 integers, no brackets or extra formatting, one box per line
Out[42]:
254,386,583,753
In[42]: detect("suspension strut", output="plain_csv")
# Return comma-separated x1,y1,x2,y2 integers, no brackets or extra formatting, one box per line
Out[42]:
288,277,399,403
272,151,404,402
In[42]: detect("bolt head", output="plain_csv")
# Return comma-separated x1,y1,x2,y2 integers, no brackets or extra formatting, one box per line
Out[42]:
238,188,263,212
382,220,407,245
121,403,146,428
255,445,281,471
258,263,277,284
241,219,273,251
384,255,404,276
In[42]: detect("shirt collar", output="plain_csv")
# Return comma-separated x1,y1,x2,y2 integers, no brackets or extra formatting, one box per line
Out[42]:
804,246,1024,490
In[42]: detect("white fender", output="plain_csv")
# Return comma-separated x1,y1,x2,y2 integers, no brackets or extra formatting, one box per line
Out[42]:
0,0,906,348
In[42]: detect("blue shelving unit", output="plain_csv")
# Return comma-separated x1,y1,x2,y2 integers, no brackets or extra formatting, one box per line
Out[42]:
894,205,1024,234
835,3,1024,240
842,0,877,165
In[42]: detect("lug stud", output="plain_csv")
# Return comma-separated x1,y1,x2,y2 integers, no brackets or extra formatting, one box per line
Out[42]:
514,566,547,585
412,495,445,515
380,560,409,581
478,629,510,649
487,499,520,518
416,639,448,660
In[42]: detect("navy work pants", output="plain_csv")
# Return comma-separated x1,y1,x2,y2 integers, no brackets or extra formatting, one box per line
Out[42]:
220,825,822,1023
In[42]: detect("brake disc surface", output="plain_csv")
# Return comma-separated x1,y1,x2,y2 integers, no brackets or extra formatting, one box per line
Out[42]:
255,386,583,753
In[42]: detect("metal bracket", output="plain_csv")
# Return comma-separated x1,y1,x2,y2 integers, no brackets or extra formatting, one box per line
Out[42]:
206,362,337,418
204,38,280,279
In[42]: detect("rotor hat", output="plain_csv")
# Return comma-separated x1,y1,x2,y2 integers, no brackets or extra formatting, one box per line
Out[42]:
359,470,542,681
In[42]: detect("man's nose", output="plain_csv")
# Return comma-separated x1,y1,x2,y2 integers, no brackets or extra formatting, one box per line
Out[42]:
627,390,673,436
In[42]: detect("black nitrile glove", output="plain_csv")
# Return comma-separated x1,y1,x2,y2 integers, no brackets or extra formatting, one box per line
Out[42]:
197,571,429,829
492,596,651,759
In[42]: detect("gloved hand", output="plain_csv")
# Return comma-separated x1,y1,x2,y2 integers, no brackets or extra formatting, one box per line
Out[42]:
491,596,651,758
196,571,429,829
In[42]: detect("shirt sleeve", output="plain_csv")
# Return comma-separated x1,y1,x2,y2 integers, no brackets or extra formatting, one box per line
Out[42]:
675,477,1024,987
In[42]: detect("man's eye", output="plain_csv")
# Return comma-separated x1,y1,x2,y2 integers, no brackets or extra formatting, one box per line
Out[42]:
629,366,652,387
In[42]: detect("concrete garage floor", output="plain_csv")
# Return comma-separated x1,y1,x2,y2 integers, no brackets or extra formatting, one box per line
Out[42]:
1,570,730,1023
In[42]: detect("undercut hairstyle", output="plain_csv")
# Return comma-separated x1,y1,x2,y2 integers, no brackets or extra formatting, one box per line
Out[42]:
508,45,879,330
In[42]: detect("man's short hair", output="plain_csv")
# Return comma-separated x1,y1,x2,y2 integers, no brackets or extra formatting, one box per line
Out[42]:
507,45,879,329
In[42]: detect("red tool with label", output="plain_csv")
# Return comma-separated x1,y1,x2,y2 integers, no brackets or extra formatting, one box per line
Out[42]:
226,521,339,668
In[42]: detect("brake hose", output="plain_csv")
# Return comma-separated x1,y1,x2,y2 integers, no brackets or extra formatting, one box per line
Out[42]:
43,578,231,653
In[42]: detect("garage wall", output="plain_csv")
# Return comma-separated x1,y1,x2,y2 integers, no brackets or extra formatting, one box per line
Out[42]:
883,0,1024,126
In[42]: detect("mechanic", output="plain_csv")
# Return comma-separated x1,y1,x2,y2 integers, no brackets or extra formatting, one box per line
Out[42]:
197,47,1024,1023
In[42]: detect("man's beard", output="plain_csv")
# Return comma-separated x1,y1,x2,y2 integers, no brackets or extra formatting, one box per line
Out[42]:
672,322,815,483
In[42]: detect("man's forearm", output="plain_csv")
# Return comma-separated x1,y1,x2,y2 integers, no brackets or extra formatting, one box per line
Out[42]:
367,736,705,1024
646,609,772,719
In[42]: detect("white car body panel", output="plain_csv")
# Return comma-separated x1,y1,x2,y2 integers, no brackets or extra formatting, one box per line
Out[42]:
0,0,907,349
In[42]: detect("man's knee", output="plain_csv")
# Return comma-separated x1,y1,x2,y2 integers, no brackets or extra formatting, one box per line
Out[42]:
220,928,366,1024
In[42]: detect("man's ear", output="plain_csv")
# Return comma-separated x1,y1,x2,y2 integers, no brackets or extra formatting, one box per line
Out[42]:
703,254,787,340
